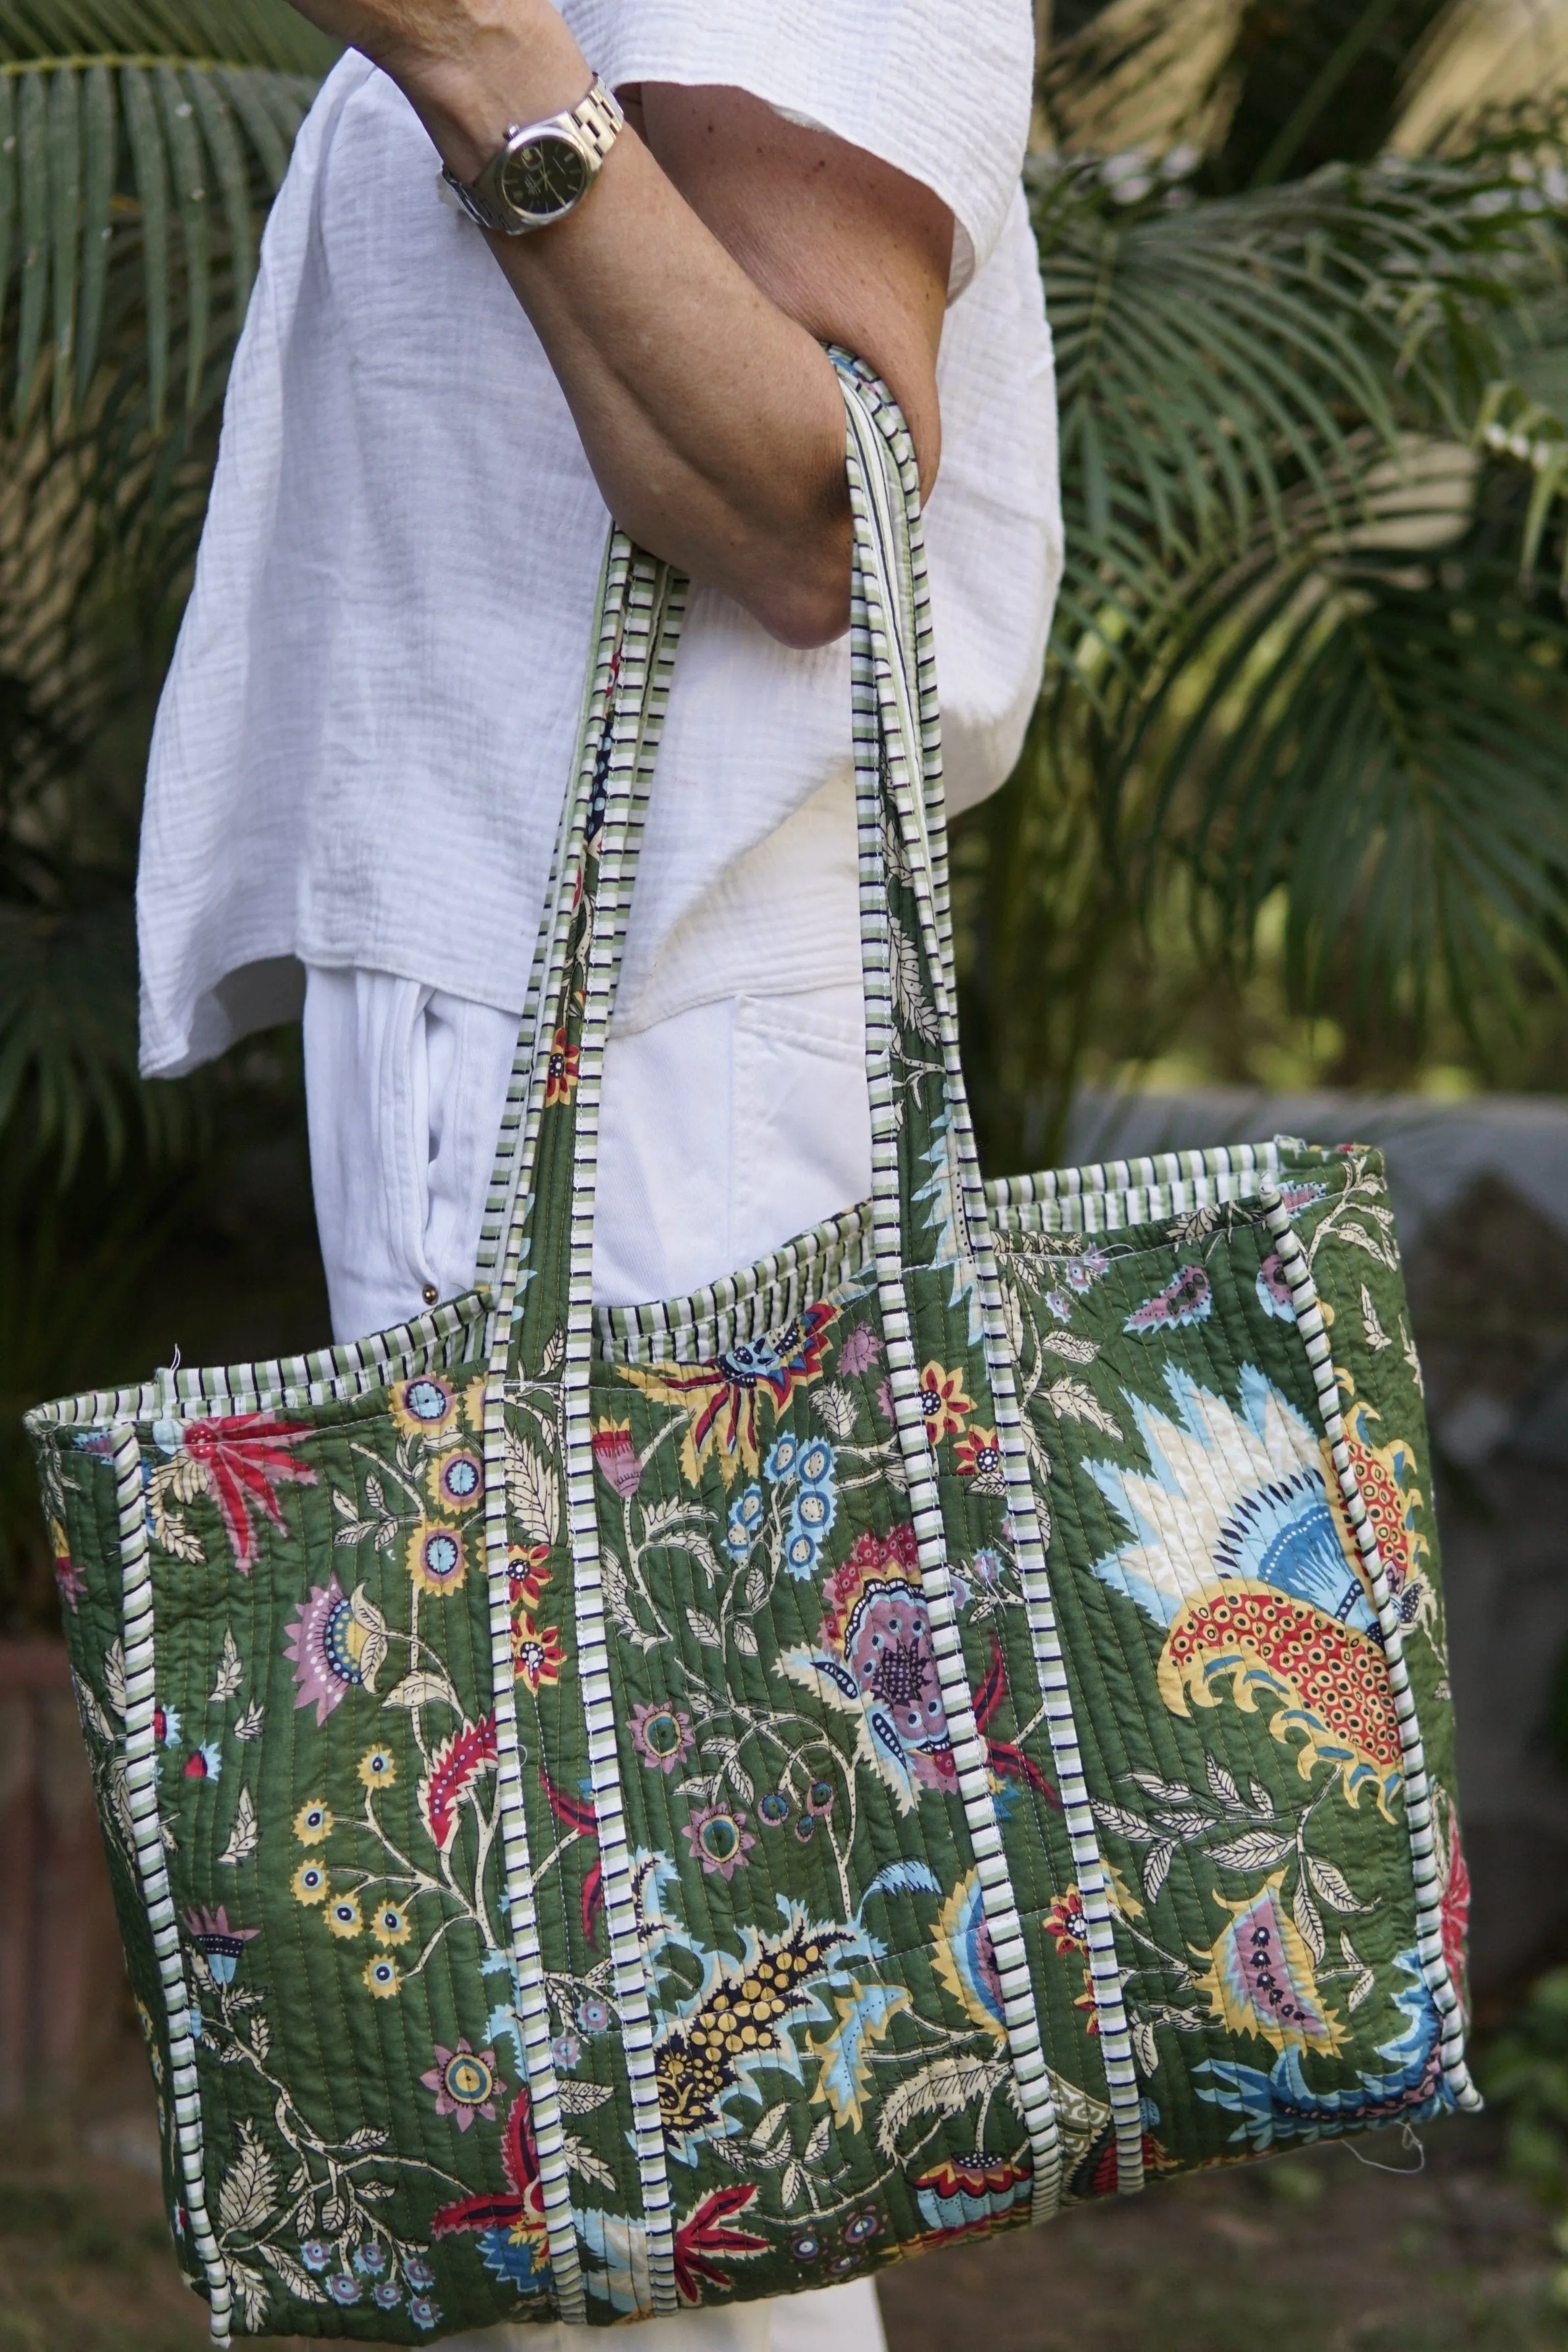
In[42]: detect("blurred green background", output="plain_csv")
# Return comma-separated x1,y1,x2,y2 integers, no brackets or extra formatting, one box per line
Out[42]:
3,5,1568,2336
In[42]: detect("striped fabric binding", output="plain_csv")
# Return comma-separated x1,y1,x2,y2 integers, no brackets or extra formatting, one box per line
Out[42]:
839,360,1148,2201
838,367,1075,2218
1260,1188,1481,2111
472,540,614,1286
540,554,689,2317
110,1421,234,2344
474,552,642,2325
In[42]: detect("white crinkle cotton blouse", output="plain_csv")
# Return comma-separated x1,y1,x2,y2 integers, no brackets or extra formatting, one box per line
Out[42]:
137,1,1058,1072
135,1,1061,1339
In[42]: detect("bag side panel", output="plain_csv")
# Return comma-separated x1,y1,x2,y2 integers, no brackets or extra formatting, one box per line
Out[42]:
36,1423,208,2294
998,1152,1465,2178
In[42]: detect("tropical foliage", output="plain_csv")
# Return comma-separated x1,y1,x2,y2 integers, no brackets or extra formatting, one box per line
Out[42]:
4,0,1568,1617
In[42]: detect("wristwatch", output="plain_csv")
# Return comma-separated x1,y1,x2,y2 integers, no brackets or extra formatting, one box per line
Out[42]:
439,76,624,235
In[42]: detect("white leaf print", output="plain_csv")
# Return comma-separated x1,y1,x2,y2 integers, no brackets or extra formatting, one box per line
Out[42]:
732,1621,759,1657
1306,1855,1372,1914
889,916,941,1044
875,2055,1010,2160
1360,1284,1392,1351
1041,1378,1122,1440
505,1430,559,1546
385,1671,457,1712
1207,1830,1294,1871
218,1787,258,1866
217,2120,274,2235
557,2078,614,2116
233,1699,265,1741
209,1629,243,1704
1293,1871,1326,1965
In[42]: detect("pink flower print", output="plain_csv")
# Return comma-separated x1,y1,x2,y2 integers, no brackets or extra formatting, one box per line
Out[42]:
838,1323,883,1377
421,2040,500,2132
682,1801,756,1880
591,1421,641,1498
628,1700,695,1775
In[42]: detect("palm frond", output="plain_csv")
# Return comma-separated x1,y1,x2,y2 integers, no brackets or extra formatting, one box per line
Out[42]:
1033,153,1561,664
0,3,336,72
0,2,333,424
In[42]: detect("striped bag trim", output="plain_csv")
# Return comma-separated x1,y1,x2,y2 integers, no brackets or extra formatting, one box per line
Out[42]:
1261,1187,1481,2111
527,554,689,2317
110,1421,234,2344
475,549,644,2325
562,558,687,2316
839,362,1075,2219
840,357,1147,2200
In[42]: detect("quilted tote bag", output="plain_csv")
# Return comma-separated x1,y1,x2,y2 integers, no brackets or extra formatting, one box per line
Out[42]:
28,358,1478,2343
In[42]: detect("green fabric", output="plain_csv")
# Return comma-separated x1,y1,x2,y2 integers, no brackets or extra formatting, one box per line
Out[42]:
26,364,1474,2341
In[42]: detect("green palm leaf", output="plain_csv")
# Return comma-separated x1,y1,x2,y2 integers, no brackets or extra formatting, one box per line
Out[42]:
0,1,334,424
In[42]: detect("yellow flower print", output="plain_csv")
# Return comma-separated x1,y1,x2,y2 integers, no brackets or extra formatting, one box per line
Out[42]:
427,1447,483,1517
326,1893,362,1940
363,1955,402,1998
295,1798,333,1844
918,1360,973,1442
390,1374,458,1444
292,1861,329,1907
370,1900,412,1948
358,1746,397,1792
407,1519,467,1598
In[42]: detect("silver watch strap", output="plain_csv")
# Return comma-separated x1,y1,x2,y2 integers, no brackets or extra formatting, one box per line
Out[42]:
441,75,624,234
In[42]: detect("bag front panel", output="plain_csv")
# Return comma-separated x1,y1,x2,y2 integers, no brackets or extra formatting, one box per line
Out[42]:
997,1146,1469,2180
576,1254,1104,2311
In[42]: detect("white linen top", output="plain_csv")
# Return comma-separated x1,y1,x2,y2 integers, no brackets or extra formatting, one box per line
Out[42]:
136,1,1060,1080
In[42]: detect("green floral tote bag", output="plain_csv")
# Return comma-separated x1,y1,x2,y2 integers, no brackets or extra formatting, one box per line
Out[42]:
27,357,1478,2343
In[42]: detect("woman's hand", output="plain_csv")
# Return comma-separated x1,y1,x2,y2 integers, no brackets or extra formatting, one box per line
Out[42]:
280,3,951,648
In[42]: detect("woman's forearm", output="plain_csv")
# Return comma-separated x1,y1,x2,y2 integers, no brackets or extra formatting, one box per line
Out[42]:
288,2,948,647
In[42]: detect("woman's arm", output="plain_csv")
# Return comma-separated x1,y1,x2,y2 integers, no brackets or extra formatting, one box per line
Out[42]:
282,3,952,648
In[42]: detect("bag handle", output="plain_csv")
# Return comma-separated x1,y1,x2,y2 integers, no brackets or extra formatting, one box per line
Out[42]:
485,356,987,1372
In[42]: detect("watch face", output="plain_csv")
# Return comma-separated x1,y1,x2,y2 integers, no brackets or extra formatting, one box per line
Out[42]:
499,131,591,219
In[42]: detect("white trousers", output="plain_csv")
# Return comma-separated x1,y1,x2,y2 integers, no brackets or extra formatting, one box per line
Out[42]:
304,971,874,1329
437,2278,885,2351
304,968,884,2352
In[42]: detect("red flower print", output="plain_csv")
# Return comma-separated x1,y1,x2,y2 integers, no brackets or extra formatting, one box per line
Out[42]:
544,1027,579,1106
672,2184,770,2304
180,1414,316,1572
918,1360,973,1442
1044,1887,1089,1953
954,1425,1002,1481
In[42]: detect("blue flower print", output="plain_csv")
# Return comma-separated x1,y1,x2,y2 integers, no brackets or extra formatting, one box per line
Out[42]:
763,1434,800,1482
727,1484,764,1556
784,1527,820,1581
796,1436,835,1488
